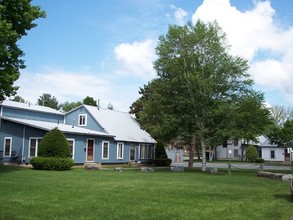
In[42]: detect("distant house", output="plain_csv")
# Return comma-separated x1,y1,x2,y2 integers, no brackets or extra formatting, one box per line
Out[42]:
216,136,291,162
0,100,156,164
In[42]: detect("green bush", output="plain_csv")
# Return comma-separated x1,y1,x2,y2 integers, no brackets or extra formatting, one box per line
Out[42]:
246,145,257,162
155,141,167,158
38,127,70,158
255,158,265,163
153,158,172,166
30,157,73,171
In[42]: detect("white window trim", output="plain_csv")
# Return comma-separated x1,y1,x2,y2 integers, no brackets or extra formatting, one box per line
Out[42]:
270,150,275,159
102,141,110,160
117,142,124,159
67,139,75,160
29,137,42,158
4,137,12,157
78,114,87,126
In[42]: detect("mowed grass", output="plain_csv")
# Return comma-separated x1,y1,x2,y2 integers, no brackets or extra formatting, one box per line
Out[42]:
0,166,292,220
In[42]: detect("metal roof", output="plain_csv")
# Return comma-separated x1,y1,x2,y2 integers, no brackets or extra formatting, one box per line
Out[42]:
0,116,114,137
1,100,63,115
84,105,156,143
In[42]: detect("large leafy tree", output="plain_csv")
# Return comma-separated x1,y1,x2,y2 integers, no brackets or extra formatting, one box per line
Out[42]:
83,96,97,106
270,105,293,126
60,101,82,112
132,21,268,171
0,0,45,101
37,93,59,110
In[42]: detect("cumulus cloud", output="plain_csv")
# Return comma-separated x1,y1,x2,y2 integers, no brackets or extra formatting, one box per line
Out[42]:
170,5,188,25
16,68,112,105
192,0,293,105
114,39,156,79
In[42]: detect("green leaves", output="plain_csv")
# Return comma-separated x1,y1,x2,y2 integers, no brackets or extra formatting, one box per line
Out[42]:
0,0,45,101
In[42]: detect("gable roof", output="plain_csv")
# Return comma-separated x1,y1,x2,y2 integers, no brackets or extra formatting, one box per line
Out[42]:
0,116,113,137
1,100,63,115
83,105,156,143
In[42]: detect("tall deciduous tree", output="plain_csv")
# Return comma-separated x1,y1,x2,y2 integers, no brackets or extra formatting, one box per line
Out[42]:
0,0,45,101
60,101,82,113
37,93,59,110
270,105,293,126
132,21,268,171
83,96,97,106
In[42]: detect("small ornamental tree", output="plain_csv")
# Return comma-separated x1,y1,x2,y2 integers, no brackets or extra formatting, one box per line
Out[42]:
38,128,70,158
246,145,257,162
153,141,171,166
30,128,73,170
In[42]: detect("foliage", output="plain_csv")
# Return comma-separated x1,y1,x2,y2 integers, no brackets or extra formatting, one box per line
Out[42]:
255,158,265,163
153,158,172,166
83,96,97,106
0,0,46,101
246,145,257,162
9,95,25,103
38,128,70,158
37,93,60,110
60,101,82,112
131,20,268,170
267,119,293,148
155,141,167,158
270,105,293,126
30,157,73,171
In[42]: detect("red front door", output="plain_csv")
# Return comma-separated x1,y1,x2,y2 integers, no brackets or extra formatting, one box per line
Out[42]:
87,139,94,162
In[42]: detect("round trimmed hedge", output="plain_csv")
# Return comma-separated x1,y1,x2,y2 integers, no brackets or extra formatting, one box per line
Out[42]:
30,157,73,171
38,127,70,158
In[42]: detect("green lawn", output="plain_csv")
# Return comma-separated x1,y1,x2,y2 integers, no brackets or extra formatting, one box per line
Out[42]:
0,166,292,220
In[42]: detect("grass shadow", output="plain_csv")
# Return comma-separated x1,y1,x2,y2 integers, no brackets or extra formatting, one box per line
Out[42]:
273,193,293,203
0,165,21,174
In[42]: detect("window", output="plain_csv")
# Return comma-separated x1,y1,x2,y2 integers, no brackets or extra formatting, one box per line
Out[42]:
67,139,75,159
270,150,275,159
234,149,238,158
117,142,124,159
130,144,135,161
139,144,153,159
102,141,109,159
29,138,42,158
4,138,12,157
78,114,87,126
233,139,239,146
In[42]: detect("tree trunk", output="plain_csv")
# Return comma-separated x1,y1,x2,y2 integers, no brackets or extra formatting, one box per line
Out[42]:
188,136,196,168
201,138,207,172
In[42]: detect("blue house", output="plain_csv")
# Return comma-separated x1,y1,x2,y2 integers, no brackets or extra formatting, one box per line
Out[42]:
0,100,156,164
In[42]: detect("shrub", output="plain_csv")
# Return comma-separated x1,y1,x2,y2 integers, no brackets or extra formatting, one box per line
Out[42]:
255,158,265,163
30,157,74,171
155,141,167,158
153,158,172,166
246,145,257,162
38,127,70,158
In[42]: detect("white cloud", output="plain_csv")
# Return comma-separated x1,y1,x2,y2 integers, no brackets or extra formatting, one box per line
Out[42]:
171,5,188,25
114,39,156,79
192,0,293,105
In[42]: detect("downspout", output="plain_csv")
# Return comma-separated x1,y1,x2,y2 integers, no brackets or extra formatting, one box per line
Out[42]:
22,126,26,163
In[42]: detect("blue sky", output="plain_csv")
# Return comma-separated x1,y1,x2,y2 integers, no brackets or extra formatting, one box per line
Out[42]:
16,0,293,111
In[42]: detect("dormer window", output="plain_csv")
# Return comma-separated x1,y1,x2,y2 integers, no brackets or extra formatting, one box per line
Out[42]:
78,114,87,126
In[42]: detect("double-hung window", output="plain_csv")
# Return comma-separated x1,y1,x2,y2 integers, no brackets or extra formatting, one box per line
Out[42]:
29,138,42,158
67,139,75,159
78,114,87,126
102,141,109,160
270,150,275,159
117,142,124,159
4,138,12,157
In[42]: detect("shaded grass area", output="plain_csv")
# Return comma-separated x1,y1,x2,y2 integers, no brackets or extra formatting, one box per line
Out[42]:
0,166,292,220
